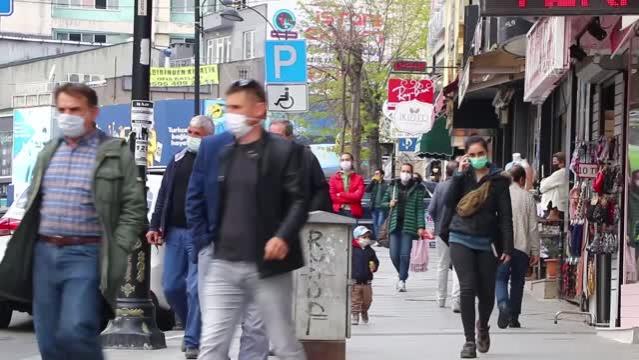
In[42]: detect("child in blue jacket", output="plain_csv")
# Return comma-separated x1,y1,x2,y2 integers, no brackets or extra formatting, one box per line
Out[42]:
352,225,380,325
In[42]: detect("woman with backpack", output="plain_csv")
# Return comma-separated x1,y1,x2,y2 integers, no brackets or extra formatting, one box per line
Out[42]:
381,163,426,293
440,136,514,359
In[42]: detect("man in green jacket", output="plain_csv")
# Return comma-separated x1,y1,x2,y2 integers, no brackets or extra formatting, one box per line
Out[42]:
0,83,146,360
365,168,388,240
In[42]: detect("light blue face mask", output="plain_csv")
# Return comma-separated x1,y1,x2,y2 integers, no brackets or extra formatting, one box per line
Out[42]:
57,113,86,138
186,136,201,153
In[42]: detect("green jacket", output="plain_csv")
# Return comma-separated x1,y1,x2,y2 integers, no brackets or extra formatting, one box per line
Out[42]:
381,180,426,236
366,179,388,209
0,132,146,311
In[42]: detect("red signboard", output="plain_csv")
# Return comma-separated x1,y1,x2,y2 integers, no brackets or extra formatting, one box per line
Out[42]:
481,0,639,16
392,61,428,73
387,79,434,104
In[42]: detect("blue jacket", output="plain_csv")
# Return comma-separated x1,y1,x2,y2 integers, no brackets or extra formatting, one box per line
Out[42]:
427,178,453,236
352,244,379,283
186,132,234,256
149,148,192,233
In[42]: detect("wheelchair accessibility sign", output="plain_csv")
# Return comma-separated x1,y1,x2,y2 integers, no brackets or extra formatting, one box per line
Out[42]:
267,84,308,112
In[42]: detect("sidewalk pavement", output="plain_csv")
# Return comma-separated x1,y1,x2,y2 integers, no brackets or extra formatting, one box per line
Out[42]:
21,246,639,360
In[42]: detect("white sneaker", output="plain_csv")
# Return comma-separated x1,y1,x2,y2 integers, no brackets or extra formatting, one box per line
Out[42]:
438,299,446,308
398,280,407,292
452,300,461,313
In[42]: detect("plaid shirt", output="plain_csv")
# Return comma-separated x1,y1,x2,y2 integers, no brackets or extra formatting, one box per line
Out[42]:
39,131,102,237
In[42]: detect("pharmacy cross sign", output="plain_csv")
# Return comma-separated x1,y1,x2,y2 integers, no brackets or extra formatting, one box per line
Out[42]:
481,0,639,16
0,0,13,16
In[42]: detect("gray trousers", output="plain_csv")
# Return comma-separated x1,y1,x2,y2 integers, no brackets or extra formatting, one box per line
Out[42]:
198,258,306,360
198,247,270,360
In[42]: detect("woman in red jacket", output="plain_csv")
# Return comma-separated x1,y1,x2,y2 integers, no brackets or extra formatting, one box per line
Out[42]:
329,152,365,218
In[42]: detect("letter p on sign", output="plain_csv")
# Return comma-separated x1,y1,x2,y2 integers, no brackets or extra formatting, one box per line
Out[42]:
265,40,308,84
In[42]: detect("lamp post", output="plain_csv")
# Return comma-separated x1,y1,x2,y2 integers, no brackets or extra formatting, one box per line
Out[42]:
100,0,166,349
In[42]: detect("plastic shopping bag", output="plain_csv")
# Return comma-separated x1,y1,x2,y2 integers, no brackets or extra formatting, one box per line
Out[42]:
410,239,429,272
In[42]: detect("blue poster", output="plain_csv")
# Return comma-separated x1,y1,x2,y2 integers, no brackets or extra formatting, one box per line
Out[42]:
12,107,55,197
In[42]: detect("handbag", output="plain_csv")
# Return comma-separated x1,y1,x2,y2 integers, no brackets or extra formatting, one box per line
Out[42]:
377,185,397,246
410,239,429,272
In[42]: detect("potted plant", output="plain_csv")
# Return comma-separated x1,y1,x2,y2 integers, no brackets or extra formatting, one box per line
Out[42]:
542,237,562,279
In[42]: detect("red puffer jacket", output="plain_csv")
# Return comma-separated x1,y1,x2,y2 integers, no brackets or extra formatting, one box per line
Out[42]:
329,171,365,218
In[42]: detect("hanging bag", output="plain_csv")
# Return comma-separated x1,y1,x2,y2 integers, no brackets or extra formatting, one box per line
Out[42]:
377,185,397,247
410,237,429,272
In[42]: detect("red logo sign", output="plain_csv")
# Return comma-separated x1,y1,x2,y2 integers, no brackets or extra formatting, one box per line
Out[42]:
392,61,428,73
387,79,434,105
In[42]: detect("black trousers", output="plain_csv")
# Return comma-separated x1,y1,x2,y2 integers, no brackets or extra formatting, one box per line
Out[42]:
450,242,498,342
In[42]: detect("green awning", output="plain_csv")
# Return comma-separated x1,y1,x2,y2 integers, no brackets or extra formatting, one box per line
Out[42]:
419,115,453,159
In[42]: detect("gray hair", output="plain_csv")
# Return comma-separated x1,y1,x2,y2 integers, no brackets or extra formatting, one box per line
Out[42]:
190,115,214,135
270,119,294,137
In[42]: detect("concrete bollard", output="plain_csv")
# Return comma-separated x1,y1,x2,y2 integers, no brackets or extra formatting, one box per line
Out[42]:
293,211,355,360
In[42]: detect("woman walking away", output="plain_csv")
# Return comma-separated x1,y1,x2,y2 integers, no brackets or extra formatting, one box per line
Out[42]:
329,152,365,218
382,163,426,292
440,136,513,359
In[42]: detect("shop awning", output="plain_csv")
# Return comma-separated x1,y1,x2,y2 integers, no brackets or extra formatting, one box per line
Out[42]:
418,115,453,160
458,49,525,106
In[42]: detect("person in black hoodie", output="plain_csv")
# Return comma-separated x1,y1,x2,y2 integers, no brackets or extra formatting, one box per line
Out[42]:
351,225,380,326
440,136,514,359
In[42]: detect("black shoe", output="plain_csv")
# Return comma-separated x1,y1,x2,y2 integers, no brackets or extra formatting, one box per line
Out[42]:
476,322,490,353
497,303,510,329
509,318,521,328
460,341,477,358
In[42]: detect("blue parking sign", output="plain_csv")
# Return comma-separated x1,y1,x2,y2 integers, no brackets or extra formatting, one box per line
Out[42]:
0,0,12,16
265,40,307,84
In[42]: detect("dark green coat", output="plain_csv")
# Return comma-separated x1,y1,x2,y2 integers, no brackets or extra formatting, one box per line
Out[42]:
381,180,426,236
366,179,388,209
0,133,147,311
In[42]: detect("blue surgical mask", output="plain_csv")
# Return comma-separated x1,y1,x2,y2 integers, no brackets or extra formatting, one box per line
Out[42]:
186,136,201,153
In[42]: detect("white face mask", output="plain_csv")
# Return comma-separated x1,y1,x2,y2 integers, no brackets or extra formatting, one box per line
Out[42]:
400,172,412,184
225,113,253,138
358,238,371,248
57,113,87,138
340,161,352,172
186,136,201,153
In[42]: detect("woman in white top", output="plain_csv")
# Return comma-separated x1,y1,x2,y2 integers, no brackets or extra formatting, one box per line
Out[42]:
540,152,569,219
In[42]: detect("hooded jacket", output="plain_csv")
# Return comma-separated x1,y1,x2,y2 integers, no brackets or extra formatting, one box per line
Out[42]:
440,165,514,256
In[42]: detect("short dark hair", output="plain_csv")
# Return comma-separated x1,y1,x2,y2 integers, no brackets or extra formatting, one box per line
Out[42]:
446,160,458,177
401,163,414,172
510,165,526,183
54,83,98,107
464,135,488,152
270,119,294,137
226,79,267,103
553,152,566,164
375,168,385,175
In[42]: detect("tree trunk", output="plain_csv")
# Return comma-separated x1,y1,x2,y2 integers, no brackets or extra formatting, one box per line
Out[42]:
349,45,364,173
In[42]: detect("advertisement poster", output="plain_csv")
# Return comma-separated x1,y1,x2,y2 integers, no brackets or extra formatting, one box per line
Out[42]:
12,106,56,197
0,117,12,179
150,65,219,87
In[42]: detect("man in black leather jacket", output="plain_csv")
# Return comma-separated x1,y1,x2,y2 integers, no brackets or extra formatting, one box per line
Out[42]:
195,80,308,360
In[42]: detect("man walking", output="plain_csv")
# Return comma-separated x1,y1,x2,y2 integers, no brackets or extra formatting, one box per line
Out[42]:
496,165,540,329
428,160,461,312
188,80,307,360
365,169,388,240
269,119,331,212
147,115,214,359
0,83,146,359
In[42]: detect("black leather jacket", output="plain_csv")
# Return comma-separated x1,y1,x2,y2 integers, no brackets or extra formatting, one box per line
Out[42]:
217,133,308,277
440,165,514,256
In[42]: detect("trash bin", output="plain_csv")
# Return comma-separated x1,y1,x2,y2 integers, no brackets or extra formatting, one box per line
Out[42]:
293,211,356,360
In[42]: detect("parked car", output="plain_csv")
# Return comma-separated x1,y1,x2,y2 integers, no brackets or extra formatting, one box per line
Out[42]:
0,167,174,331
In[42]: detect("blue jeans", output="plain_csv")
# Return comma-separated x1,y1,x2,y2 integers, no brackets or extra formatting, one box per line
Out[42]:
33,241,104,360
389,231,413,281
371,209,387,239
163,227,201,348
496,249,529,317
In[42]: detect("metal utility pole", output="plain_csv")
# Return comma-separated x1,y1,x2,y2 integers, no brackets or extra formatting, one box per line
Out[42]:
194,0,201,116
101,0,166,349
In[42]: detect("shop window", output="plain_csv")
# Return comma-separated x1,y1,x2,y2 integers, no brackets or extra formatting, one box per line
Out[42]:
171,0,194,13
69,33,82,42
55,0,118,10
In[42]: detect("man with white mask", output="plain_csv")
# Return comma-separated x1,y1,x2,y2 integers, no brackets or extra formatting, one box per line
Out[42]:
0,83,146,359
187,80,308,360
147,115,214,359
